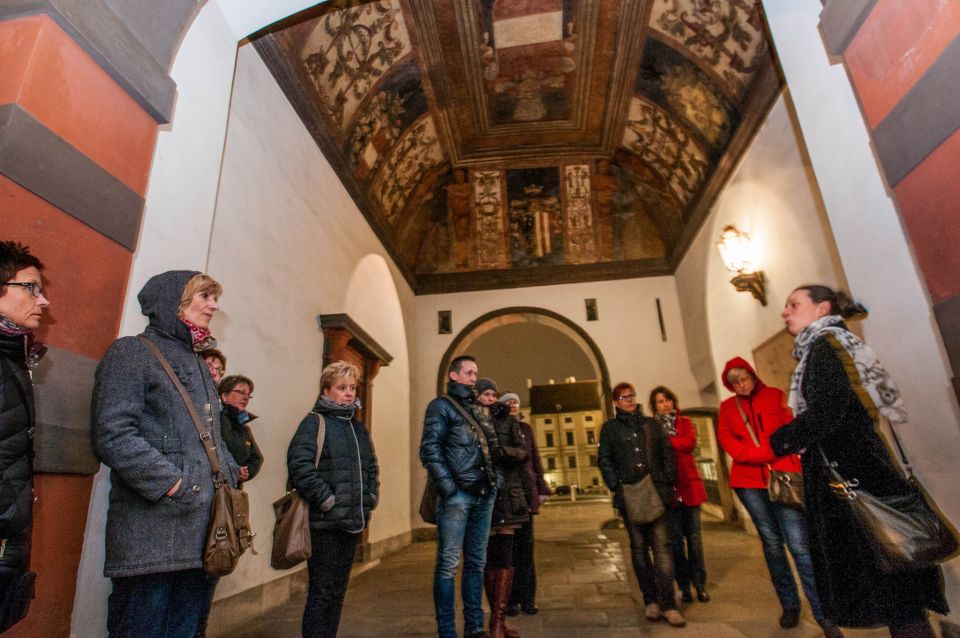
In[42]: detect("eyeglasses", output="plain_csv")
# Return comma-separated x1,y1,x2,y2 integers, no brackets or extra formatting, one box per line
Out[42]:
505,400,520,406
616,393,636,401
2,282,45,298
229,389,252,399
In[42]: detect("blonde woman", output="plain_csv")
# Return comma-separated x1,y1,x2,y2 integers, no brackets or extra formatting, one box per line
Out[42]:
287,361,379,638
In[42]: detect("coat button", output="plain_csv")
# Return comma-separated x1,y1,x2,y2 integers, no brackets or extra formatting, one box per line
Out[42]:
634,447,640,452
192,485,201,492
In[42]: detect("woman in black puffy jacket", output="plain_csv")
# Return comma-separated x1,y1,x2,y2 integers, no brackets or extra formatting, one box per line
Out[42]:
0,241,49,633
475,378,528,638
287,361,379,638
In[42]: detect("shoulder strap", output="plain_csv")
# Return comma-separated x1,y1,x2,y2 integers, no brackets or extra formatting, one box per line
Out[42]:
734,398,761,447
642,417,655,468
441,395,492,461
312,412,326,467
138,336,222,477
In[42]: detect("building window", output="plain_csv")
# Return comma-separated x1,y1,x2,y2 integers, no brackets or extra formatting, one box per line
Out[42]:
544,418,553,424
589,454,597,466
586,430,595,444
547,457,556,470
565,431,574,446
564,416,573,423
567,455,577,468
592,477,600,486
585,415,594,422
545,432,554,448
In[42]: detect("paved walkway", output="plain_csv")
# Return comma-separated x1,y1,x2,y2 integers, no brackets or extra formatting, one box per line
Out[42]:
236,500,900,637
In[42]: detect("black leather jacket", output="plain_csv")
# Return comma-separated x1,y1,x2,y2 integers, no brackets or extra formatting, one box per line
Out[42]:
598,408,676,509
419,382,496,498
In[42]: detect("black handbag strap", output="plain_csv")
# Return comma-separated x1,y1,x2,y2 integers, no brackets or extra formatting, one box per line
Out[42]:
138,336,222,479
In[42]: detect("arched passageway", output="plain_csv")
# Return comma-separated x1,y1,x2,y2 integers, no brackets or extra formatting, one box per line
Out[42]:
435,307,614,416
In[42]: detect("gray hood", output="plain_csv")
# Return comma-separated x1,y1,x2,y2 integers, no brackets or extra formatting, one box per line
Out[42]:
137,270,198,345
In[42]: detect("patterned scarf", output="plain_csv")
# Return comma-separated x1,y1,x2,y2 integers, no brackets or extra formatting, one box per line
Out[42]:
0,314,47,369
789,315,907,424
655,410,677,437
180,318,216,352
316,396,360,420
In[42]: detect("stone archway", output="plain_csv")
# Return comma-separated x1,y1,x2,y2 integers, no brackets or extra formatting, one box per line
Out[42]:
436,306,613,418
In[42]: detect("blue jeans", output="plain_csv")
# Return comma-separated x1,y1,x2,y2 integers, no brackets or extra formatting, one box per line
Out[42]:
434,489,496,637
669,505,706,591
108,569,210,638
736,488,825,622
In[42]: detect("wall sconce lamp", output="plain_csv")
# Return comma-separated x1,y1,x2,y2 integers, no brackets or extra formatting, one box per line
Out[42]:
717,225,767,306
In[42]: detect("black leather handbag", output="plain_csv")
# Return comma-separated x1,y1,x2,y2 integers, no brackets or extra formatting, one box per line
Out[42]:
821,423,959,573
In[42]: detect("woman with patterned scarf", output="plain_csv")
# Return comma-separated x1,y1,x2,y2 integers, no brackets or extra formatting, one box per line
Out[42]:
649,386,709,605
0,241,49,634
287,360,379,638
92,270,239,638
770,285,948,638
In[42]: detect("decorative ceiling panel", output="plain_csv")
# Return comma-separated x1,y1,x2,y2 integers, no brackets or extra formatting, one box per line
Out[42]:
253,0,781,294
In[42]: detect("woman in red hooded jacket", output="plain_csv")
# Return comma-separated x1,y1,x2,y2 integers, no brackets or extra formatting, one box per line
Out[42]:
717,358,840,638
649,386,709,604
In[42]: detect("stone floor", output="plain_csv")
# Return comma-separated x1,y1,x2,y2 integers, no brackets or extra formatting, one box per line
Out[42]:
234,500,922,637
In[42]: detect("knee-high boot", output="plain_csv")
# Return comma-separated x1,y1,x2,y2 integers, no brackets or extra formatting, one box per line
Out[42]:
487,568,519,638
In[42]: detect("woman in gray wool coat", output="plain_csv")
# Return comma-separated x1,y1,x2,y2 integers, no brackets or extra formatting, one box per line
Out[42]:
91,270,238,638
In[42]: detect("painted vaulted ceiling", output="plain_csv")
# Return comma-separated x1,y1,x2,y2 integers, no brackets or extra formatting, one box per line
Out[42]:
253,0,780,294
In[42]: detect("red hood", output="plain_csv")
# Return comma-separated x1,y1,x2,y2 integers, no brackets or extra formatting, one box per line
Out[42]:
721,357,766,393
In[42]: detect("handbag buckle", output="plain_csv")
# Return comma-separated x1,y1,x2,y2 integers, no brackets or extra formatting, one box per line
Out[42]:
215,527,229,541
829,478,860,501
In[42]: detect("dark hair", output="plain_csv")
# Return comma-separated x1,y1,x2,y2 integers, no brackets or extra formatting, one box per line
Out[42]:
0,241,44,286
219,374,254,396
201,348,227,369
794,285,868,320
648,385,678,414
449,355,476,374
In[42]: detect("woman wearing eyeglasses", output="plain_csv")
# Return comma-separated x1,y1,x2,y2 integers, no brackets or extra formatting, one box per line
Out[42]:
598,383,684,628
218,375,263,486
0,241,49,633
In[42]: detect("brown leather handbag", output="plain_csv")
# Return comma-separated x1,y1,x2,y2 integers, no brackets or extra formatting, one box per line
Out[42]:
736,398,804,511
139,337,254,577
271,413,325,569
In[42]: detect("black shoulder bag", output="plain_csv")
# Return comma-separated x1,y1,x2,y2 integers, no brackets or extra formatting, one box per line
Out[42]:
736,398,804,511
821,418,959,573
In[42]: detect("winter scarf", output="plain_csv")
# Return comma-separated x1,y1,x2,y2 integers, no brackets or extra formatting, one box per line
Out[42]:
655,410,677,436
789,315,907,424
0,313,46,369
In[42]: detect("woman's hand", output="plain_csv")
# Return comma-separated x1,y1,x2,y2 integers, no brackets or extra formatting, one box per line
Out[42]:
239,466,250,481
166,478,182,497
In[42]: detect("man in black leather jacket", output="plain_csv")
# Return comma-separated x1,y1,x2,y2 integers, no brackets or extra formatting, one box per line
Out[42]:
420,355,497,638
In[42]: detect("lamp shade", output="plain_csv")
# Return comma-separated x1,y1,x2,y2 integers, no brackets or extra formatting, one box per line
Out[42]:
717,225,757,274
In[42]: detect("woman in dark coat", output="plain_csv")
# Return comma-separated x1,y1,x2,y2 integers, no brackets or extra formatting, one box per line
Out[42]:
503,392,551,617
218,374,263,485
598,382,685,628
770,285,948,638
92,270,239,638
475,378,528,638
649,386,709,604
287,361,379,638
0,242,49,633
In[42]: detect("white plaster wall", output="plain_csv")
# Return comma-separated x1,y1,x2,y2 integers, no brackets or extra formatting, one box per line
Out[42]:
178,43,415,602
72,4,416,634
72,3,240,635
678,96,844,385
408,277,702,519
763,0,960,605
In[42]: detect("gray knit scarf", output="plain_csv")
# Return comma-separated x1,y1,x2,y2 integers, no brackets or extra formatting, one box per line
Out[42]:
789,315,907,424
655,411,677,437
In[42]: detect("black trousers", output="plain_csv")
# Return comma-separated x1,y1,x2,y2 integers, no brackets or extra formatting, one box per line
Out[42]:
303,528,360,638
509,518,536,606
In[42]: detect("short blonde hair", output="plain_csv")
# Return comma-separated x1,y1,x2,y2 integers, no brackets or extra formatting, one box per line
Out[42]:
725,367,752,386
320,360,359,393
178,274,222,315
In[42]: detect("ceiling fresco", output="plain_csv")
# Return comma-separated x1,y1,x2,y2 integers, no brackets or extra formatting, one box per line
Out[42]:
254,0,781,294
